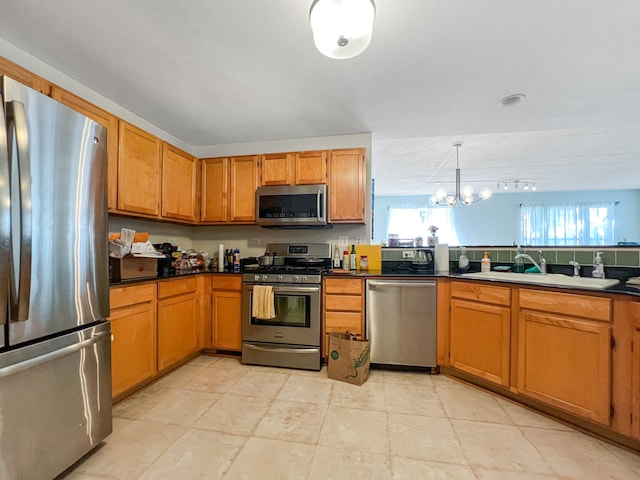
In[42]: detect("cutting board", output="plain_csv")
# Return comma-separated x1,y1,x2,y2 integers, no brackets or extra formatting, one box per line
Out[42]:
355,244,382,270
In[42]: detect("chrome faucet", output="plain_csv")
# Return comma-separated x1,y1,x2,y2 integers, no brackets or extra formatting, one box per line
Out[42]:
569,260,580,278
514,250,547,274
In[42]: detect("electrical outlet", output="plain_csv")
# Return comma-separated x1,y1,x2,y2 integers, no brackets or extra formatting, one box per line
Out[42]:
249,239,261,246
402,250,415,258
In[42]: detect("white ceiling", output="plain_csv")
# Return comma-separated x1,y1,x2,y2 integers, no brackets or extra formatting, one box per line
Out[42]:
1,0,639,195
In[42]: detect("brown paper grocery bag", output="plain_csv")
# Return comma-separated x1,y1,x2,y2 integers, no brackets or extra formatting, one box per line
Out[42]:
327,332,370,385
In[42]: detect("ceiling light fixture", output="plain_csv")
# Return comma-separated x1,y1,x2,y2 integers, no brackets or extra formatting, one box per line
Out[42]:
498,179,537,191
309,0,376,59
429,143,493,207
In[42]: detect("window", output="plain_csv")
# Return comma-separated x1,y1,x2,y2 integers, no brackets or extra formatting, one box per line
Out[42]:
520,202,615,245
388,206,459,244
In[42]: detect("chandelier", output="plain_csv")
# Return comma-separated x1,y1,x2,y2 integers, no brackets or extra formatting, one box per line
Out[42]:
309,0,376,59
429,143,493,206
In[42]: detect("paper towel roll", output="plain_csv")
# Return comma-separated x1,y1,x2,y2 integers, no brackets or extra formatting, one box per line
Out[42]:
218,243,225,272
435,243,449,274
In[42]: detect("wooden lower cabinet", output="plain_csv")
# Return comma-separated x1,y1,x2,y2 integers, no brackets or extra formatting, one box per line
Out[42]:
211,275,243,351
157,278,199,371
322,277,364,358
109,283,157,398
631,303,640,440
449,281,511,386
450,298,511,386
518,289,612,426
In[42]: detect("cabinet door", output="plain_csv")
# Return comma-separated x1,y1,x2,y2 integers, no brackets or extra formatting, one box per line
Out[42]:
631,328,640,440
295,150,327,185
51,86,119,211
0,56,50,94
229,155,258,223
450,298,511,386
328,148,366,223
200,157,229,223
117,121,162,216
211,290,243,351
109,302,157,398
517,311,611,425
157,293,199,370
161,143,197,222
260,153,293,186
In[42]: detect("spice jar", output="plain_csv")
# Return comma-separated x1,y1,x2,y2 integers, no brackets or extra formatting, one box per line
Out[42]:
359,255,369,270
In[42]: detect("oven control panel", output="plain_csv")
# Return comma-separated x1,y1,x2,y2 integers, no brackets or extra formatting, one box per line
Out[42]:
244,273,322,284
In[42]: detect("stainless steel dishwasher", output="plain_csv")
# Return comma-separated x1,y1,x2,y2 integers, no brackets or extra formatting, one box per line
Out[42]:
365,279,437,369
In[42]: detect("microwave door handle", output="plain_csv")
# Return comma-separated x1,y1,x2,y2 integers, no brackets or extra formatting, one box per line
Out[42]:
0,106,10,329
316,188,324,221
6,101,32,323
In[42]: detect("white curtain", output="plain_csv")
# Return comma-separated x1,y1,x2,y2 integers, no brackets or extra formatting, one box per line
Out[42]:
388,206,459,245
520,202,615,245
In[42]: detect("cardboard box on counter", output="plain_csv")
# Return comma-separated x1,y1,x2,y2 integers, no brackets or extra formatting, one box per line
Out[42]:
109,255,158,282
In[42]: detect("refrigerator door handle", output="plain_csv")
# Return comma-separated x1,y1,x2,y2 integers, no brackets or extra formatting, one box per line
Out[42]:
0,106,10,330
0,330,110,380
6,101,32,323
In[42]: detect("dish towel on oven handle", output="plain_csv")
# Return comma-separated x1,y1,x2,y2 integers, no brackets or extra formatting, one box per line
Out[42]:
252,285,276,319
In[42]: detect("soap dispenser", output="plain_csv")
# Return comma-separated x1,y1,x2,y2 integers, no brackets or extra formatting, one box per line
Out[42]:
593,252,605,278
514,245,525,273
481,251,491,272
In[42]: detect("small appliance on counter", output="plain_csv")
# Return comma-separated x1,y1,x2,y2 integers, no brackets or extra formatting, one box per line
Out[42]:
381,248,435,275
154,242,178,277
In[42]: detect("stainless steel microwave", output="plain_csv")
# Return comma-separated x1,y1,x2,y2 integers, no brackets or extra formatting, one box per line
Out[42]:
256,184,329,227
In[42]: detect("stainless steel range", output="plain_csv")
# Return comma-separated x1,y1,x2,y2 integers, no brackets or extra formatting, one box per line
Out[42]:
242,243,332,371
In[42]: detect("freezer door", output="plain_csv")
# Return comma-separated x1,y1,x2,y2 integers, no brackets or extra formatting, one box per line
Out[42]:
3,76,109,346
0,321,112,480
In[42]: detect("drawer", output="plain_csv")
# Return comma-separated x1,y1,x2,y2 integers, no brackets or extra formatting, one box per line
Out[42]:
324,294,363,312
519,288,611,322
324,277,363,295
211,274,242,291
157,277,198,299
325,311,363,331
451,281,511,306
110,283,156,309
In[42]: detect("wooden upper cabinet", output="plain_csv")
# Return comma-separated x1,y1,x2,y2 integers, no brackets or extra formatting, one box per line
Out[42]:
161,143,197,222
117,121,162,217
229,155,258,223
328,148,366,223
0,56,50,94
200,155,257,223
260,152,293,186
51,86,119,211
294,150,327,185
200,158,229,223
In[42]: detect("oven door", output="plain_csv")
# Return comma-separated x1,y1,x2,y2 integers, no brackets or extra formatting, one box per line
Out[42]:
242,283,321,346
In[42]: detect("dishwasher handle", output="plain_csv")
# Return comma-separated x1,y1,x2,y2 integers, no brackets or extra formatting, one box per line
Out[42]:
367,280,436,288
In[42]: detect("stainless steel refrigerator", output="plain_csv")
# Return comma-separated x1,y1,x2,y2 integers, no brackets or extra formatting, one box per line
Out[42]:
0,76,112,480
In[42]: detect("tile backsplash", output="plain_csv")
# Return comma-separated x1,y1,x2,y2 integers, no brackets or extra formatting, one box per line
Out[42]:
382,247,640,267
447,247,640,267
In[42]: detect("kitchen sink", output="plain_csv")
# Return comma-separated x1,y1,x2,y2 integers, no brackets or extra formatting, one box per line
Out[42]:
461,271,620,290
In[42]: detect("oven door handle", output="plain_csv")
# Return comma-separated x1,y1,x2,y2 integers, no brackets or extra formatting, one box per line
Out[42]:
247,285,320,294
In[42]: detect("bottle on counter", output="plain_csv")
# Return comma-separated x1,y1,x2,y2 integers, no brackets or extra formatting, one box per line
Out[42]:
227,249,234,272
481,251,491,272
360,255,369,270
233,248,240,273
333,245,341,268
350,244,357,271
343,250,349,271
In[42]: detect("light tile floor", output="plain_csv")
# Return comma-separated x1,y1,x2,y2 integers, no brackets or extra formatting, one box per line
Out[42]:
63,355,640,480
